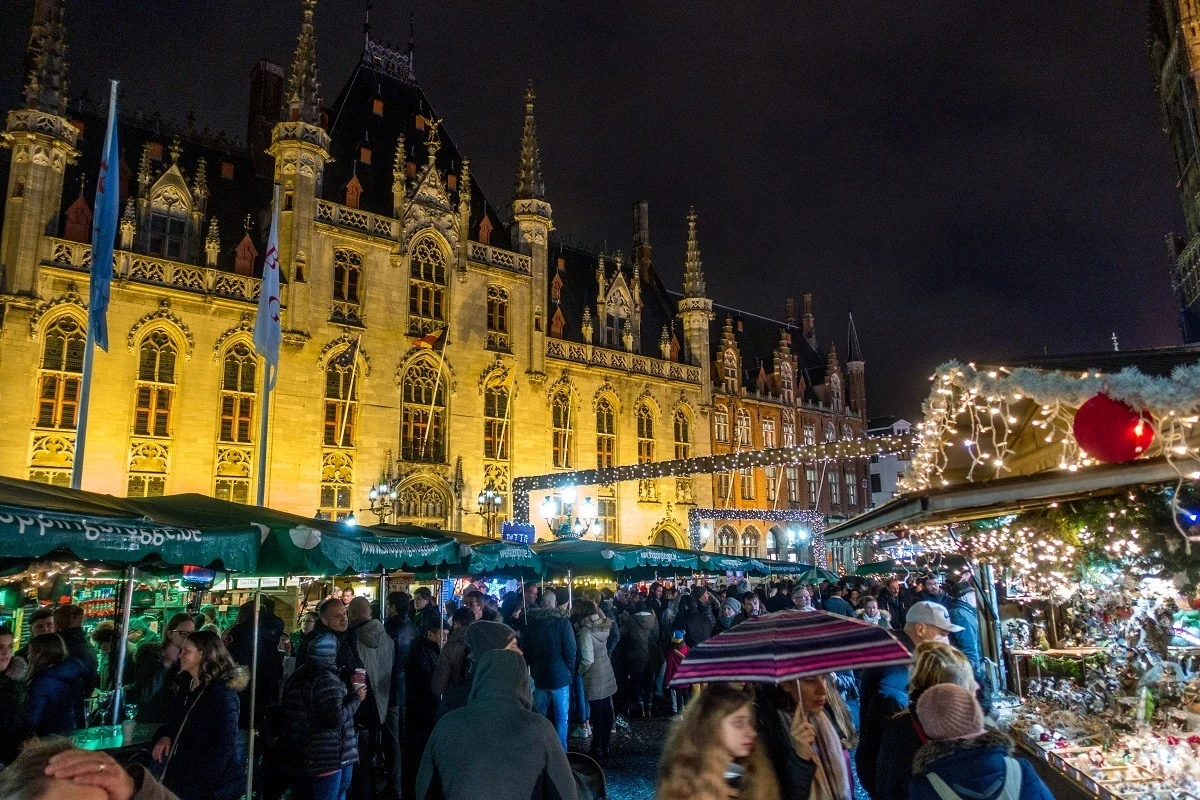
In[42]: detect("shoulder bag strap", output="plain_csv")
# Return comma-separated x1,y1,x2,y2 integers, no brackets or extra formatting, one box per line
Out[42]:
160,686,207,783
999,757,1023,800
925,773,964,800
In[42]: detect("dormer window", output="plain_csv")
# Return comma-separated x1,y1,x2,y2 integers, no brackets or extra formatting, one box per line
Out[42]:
221,162,235,180
372,97,384,116
359,146,372,165
148,211,186,259
779,362,794,404
722,351,738,392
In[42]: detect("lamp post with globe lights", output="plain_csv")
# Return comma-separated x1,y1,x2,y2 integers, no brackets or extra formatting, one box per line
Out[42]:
539,485,601,539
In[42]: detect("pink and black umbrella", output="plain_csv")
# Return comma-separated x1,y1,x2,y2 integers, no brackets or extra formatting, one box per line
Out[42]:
669,609,913,686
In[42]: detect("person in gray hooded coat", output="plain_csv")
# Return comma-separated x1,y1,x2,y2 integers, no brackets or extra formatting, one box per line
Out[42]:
415,649,578,800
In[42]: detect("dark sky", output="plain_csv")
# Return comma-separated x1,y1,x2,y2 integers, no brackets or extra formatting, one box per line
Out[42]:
0,1,1184,418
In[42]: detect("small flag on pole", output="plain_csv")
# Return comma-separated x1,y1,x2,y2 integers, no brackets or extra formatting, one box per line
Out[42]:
411,327,447,350
254,186,282,389
89,81,121,351
333,336,360,368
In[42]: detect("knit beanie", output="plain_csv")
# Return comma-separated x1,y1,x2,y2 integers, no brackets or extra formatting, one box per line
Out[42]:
721,597,743,616
464,620,516,656
915,683,985,741
671,630,685,644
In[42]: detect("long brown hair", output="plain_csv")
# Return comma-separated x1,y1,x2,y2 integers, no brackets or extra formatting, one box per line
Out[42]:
656,685,779,800
27,633,66,677
183,629,239,686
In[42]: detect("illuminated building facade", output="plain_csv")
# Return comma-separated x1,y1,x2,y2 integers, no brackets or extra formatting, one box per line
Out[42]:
0,0,865,548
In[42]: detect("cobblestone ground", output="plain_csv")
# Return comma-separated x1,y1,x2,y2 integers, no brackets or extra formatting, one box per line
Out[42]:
568,708,870,800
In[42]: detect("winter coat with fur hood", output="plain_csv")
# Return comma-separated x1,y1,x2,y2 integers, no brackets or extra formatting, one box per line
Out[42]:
577,614,617,701
351,616,393,723
154,666,248,800
908,730,1053,800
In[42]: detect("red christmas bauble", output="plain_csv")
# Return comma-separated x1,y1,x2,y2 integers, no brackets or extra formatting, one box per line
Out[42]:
1072,393,1155,463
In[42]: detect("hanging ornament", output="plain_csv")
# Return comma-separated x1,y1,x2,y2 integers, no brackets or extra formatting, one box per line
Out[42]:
1072,393,1155,464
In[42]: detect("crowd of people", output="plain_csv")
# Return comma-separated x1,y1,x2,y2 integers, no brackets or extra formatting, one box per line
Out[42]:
0,572,1041,800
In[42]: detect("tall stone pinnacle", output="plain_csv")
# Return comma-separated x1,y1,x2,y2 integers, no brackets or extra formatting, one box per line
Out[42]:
23,0,69,117
683,207,706,299
285,0,323,125
514,81,544,200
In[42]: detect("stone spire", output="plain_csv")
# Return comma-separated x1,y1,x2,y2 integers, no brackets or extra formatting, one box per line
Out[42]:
22,0,68,117
846,309,863,363
683,207,706,299
514,81,544,200
285,0,323,124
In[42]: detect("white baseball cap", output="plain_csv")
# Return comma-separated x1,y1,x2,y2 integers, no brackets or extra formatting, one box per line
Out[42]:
907,601,964,633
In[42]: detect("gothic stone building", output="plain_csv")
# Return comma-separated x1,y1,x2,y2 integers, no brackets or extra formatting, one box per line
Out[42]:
0,0,866,554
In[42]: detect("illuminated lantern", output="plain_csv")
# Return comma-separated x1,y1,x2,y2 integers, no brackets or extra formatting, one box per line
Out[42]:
1072,393,1154,463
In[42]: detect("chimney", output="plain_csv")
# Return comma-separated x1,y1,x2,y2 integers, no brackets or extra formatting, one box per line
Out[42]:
631,200,652,281
784,297,795,324
247,59,286,176
802,292,815,341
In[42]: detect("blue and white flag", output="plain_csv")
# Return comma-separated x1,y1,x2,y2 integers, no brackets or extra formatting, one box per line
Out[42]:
253,185,282,390
89,81,120,351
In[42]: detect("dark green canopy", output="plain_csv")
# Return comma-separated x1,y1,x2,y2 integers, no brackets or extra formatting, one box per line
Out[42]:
138,495,460,576
695,553,769,576
534,539,700,577
465,541,545,578
0,477,257,572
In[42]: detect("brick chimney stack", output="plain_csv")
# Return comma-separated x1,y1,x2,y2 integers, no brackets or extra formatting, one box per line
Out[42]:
784,297,796,324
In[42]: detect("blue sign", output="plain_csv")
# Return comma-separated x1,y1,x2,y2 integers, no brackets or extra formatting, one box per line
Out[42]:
501,521,536,545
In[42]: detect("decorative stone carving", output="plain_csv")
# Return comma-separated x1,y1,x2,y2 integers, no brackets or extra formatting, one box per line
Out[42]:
127,299,194,358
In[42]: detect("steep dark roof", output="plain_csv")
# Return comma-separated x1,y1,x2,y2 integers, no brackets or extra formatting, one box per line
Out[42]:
548,240,684,361
323,53,509,250
53,99,272,274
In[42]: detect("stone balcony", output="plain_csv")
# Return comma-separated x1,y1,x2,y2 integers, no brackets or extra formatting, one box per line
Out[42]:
314,200,400,240
44,238,261,305
546,337,701,384
467,241,532,275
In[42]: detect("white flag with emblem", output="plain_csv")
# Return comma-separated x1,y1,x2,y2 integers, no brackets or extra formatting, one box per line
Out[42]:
253,185,282,390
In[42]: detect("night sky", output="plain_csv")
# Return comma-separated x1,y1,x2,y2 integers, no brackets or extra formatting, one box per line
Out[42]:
0,1,1184,418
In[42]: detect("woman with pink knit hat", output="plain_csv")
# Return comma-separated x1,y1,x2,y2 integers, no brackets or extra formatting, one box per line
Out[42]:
907,683,1052,800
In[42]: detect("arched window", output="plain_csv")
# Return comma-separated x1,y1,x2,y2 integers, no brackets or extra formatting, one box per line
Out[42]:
401,359,446,463
486,285,510,351
218,342,256,444
741,526,760,558
766,527,782,560
736,409,752,446
134,330,177,438
36,316,85,430
333,248,362,303
722,350,738,391
829,373,842,411
409,237,447,330
713,406,729,443
637,404,657,502
552,391,573,468
596,398,616,469
215,341,257,505
483,380,510,460
842,424,853,441
319,450,354,521
323,350,359,448
824,421,836,442
129,329,178,498
673,409,691,459
148,206,187,259
717,525,737,556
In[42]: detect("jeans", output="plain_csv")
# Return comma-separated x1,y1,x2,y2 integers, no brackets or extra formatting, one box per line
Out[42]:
533,685,570,750
293,765,354,800
633,670,656,710
570,673,590,724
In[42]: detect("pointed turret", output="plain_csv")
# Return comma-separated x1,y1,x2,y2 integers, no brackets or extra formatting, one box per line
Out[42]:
285,0,322,124
514,81,544,200
682,207,706,299
22,0,68,117
846,310,866,419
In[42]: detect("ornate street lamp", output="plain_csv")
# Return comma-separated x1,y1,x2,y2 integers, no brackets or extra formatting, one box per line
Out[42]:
469,484,505,538
539,486,601,539
368,478,400,523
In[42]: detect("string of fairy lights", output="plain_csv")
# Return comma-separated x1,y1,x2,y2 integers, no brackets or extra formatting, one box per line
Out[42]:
903,361,1200,496
510,432,915,525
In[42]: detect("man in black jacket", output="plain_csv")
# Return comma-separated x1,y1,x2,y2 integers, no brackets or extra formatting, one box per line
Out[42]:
225,597,285,730
52,605,97,716
877,579,908,631
382,592,418,800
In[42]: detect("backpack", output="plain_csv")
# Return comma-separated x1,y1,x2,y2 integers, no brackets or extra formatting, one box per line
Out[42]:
926,757,1022,800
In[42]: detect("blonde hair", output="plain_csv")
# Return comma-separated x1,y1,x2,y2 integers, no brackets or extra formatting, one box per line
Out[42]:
908,641,975,705
822,674,858,750
657,685,779,800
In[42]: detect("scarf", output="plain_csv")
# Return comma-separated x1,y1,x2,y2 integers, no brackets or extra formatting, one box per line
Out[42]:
807,711,851,800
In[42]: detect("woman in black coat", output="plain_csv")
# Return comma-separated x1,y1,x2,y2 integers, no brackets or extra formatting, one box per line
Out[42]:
403,615,445,800
151,630,246,800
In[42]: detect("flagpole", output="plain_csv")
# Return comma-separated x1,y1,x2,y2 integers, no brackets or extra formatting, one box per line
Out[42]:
72,80,119,491
419,331,449,459
253,184,283,506
494,366,517,463
336,334,362,450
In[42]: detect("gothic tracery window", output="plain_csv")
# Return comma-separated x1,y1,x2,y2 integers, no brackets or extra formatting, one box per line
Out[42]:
129,329,178,498
409,237,447,332
637,403,657,501
483,380,510,461
596,398,616,469
486,285,510,351
332,248,363,325
673,409,691,459
323,351,359,448
741,526,760,558
36,316,85,430
401,359,446,463
215,341,257,505
552,391,573,468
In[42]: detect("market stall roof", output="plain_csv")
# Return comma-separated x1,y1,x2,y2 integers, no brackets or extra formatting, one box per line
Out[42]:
533,539,700,577
825,457,1182,540
135,494,460,576
0,476,258,572
464,541,546,578
695,553,769,576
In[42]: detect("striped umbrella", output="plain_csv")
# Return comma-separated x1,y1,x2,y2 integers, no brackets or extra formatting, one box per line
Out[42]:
669,610,913,686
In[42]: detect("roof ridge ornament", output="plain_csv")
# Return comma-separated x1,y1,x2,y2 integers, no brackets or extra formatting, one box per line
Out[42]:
22,0,69,117
285,0,323,125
